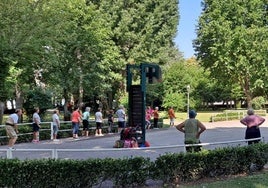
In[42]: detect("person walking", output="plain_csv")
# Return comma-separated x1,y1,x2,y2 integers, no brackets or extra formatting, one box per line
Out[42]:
5,109,22,149
32,107,41,143
116,105,126,133
95,108,103,136
82,107,91,137
153,107,159,129
52,109,60,141
240,108,265,145
71,106,81,139
176,110,206,152
168,106,176,127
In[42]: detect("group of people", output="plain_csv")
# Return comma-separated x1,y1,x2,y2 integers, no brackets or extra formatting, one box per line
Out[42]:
70,105,127,139
4,105,266,152
145,106,160,129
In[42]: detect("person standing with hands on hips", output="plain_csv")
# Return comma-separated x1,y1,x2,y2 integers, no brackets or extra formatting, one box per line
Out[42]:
32,107,41,143
240,108,265,145
5,109,22,149
176,110,206,152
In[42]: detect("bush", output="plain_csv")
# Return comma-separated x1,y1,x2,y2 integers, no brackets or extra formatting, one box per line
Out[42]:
1,143,268,187
211,110,266,122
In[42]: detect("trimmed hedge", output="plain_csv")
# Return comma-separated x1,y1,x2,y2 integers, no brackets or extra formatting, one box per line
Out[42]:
211,110,266,122
0,143,268,187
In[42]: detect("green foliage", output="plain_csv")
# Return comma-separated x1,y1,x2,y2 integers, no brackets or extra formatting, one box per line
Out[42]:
93,0,180,64
211,110,266,122
162,92,185,111
194,0,268,107
146,82,164,105
153,143,268,184
1,143,268,187
162,59,210,110
23,89,53,119
252,96,266,110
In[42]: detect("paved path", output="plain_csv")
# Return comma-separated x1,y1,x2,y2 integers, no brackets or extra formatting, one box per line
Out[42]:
1,118,268,160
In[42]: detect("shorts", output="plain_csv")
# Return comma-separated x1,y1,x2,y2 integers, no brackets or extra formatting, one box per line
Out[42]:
170,118,175,124
118,121,126,128
82,120,89,130
53,125,59,135
96,122,102,129
5,125,17,139
32,123,40,132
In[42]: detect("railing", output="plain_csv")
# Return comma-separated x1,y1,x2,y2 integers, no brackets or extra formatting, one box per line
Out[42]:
210,110,266,122
0,137,263,159
0,119,118,140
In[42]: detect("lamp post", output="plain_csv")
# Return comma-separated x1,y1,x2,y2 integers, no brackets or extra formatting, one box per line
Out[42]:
186,85,190,118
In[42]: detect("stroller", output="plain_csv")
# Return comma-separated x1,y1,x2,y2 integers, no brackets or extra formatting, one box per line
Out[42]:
114,126,142,148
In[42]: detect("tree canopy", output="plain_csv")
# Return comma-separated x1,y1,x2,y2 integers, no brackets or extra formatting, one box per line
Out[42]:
194,0,268,107
0,0,180,121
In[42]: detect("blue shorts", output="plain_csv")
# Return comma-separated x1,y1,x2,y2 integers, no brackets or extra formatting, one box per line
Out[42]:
118,121,126,128
53,125,59,134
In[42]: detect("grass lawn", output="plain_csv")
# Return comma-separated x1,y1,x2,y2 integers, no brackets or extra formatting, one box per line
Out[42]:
180,171,268,188
161,111,222,124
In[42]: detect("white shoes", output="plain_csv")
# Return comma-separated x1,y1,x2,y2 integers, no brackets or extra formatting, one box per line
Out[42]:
95,134,104,136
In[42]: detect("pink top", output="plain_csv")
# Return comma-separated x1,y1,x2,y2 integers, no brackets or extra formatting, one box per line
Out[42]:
145,111,151,121
240,115,265,128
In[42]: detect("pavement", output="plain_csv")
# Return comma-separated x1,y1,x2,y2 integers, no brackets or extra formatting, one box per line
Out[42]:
1,117,268,160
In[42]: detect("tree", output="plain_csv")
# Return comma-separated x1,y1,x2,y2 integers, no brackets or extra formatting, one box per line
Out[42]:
90,0,181,108
194,0,268,108
162,58,209,111
0,0,50,123
91,0,180,64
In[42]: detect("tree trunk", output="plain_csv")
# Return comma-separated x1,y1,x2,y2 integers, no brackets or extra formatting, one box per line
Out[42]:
16,84,24,123
0,101,4,124
242,77,252,108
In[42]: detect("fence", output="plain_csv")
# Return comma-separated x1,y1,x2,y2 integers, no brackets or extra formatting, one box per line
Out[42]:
0,119,119,140
0,137,263,160
210,110,266,122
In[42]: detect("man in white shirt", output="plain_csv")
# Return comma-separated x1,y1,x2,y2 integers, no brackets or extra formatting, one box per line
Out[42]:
116,105,126,133
5,109,22,149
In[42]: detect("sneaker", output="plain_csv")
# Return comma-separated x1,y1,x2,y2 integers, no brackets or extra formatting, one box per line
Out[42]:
53,139,60,142
99,134,104,136
95,134,99,136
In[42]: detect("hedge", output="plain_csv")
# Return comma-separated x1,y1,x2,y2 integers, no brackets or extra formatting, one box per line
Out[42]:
0,143,268,187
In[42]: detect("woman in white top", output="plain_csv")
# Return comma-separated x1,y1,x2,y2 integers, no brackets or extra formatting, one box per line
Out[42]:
95,108,103,136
